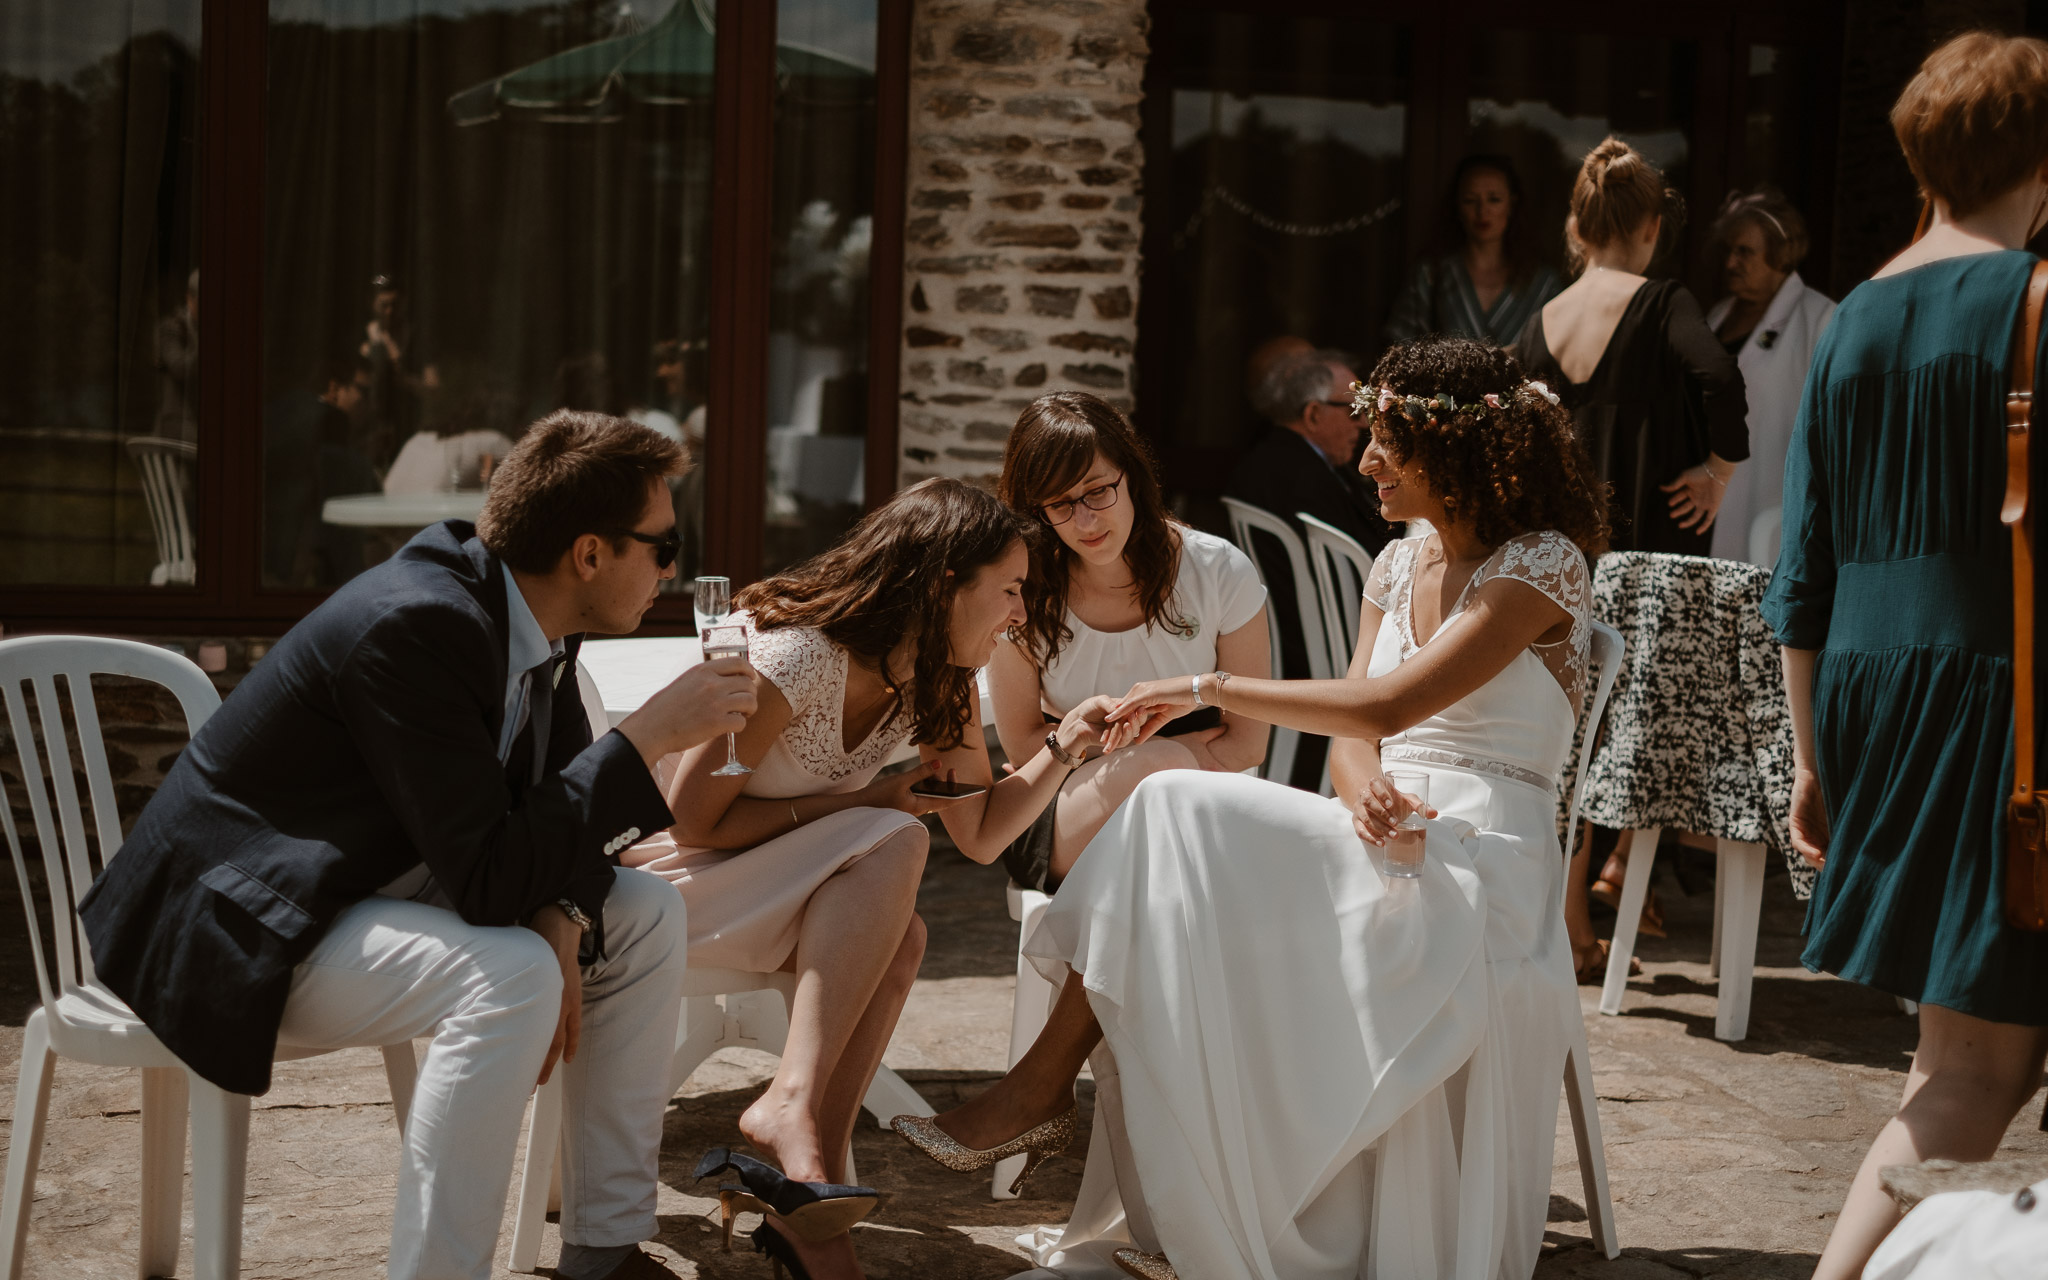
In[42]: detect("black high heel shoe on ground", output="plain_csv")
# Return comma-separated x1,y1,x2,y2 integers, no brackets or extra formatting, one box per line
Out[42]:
692,1146,883,1246
751,1223,812,1280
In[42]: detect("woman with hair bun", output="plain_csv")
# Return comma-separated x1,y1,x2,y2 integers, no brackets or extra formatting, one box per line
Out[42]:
897,337,1609,1280
1769,31,2048,1280
1511,136,1749,554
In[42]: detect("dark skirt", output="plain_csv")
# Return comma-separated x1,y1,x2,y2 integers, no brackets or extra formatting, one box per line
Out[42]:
999,706,1224,894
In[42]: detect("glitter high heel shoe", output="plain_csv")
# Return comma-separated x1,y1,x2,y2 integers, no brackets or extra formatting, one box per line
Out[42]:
889,1107,1076,1196
1112,1248,1178,1280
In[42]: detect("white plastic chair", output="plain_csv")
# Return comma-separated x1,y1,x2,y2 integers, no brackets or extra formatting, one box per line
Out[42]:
1561,620,1625,1259
127,437,198,586
1597,825,1770,1041
990,622,1626,1257
1220,498,1334,786
0,635,418,1280
1298,513,1375,797
507,666,935,1273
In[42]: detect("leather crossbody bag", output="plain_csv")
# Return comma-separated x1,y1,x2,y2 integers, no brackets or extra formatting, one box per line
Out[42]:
2001,259,2048,932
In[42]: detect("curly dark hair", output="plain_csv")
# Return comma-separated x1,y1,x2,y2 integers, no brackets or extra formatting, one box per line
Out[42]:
997,391,1190,667
734,478,1032,750
1363,336,1610,557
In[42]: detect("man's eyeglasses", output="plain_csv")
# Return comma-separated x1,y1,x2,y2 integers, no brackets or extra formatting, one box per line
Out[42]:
624,528,682,569
1041,475,1125,526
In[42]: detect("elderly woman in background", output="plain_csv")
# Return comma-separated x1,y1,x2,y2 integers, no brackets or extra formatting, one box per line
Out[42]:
1704,189,1837,565
1385,154,1563,347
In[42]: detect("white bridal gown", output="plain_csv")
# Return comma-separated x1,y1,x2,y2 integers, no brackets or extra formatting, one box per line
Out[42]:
1016,530,1589,1280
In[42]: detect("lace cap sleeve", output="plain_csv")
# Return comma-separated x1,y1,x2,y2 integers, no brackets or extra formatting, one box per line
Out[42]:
1486,530,1589,613
1364,537,1413,612
745,622,836,718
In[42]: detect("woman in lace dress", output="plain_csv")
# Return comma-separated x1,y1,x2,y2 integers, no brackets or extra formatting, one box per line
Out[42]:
987,391,1271,896
897,337,1609,1280
623,480,1130,1280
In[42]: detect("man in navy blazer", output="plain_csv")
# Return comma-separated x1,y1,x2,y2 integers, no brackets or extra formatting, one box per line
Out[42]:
81,411,755,1280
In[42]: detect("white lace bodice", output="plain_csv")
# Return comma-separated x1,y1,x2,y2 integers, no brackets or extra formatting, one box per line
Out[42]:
1364,530,1591,788
743,621,909,796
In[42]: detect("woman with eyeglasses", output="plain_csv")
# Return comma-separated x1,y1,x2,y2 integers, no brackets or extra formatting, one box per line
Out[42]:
979,390,1273,899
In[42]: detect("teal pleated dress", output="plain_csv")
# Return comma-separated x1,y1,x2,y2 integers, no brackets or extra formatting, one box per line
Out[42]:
1764,250,2048,1026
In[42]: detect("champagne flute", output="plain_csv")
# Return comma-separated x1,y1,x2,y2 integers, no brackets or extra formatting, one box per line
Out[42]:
700,621,753,776
694,575,730,634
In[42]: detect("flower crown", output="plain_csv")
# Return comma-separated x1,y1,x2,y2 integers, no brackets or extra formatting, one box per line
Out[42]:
1348,378,1562,424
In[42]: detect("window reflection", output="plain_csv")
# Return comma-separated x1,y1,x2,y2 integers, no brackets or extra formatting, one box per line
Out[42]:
1161,12,1411,505
1466,30,1697,277
763,0,878,575
0,2,202,587
263,0,717,588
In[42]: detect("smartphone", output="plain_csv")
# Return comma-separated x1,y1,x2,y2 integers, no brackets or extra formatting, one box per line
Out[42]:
908,778,988,799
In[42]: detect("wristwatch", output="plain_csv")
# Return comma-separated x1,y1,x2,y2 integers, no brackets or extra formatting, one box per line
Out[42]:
1045,728,1083,769
553,897,595,935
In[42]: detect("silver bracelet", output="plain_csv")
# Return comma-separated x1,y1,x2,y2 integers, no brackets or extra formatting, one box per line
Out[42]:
1191,673,1205,707
788,800,801,828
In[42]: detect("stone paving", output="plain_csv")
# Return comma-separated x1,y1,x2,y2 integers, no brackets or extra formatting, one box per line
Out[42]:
3,845,2045,1279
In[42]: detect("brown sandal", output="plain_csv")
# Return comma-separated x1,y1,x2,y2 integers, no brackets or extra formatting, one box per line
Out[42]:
1573,937,1643,985
1588,878,1666,938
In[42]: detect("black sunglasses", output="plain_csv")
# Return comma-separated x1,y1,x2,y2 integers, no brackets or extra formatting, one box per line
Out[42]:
623,527,682,570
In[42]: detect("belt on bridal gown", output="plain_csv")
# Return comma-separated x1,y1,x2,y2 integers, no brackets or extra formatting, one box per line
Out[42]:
1378,743,1555,793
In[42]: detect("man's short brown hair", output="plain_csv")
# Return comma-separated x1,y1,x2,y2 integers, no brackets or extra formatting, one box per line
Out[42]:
1893,32,2048,218
476,410,686,573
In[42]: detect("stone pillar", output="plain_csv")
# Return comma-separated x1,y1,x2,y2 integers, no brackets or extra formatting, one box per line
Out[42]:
896,0,1151,488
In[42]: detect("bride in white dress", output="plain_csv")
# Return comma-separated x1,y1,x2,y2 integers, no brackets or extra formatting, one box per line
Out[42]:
894,336,1612,1280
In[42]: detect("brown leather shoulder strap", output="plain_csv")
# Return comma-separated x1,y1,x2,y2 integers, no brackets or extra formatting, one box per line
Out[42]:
2004,260,2048,809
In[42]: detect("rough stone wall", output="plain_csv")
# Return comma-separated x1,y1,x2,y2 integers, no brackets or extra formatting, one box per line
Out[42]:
896,0,1150,488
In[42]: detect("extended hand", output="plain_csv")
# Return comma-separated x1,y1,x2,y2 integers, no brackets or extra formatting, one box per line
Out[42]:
527,905,583,1089
1350,774,1437,846
1660,461,1730,532
1106,677,1199,743
620,655,758,765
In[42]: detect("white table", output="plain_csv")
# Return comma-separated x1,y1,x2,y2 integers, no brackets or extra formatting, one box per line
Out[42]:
322,492,486,527
576,635,997,765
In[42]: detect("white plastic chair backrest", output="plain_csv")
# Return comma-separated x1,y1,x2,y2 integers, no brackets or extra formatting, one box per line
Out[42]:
1561,620,1624,868
1220,497,1333,680
126,437,198,586
1299,513,1374,673
576,659,611,738
1748,506,1783,569
0,636,220,1011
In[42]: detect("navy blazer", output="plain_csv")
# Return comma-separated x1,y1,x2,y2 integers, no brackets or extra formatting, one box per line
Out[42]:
80,522,674,1095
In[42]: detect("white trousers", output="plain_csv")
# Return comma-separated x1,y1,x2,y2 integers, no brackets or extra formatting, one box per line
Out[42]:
276,867,686,1280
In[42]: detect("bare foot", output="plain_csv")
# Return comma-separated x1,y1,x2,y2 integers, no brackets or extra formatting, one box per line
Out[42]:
764,1218,865,1280
740,1092,828,1183
933,1079,1071,1152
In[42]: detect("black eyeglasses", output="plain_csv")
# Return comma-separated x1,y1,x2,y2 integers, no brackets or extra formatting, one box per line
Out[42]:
1041,475,1125,526
624,528,682,569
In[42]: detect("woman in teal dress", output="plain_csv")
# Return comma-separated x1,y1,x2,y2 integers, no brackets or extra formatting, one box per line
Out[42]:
1764,32,2048,1280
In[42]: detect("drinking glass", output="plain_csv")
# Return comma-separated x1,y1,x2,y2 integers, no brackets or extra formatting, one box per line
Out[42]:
1382,769,1430,879
700,621,753,777
694,575,731,634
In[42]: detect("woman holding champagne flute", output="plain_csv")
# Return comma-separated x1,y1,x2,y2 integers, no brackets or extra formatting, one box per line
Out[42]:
622,479,1142,1280
895,337,1609,1280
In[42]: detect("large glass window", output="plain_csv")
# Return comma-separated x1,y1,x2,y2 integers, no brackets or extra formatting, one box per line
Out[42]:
263,0,718,589
1465,30,1698,278
0,2,203,587
763,0,878,574
1157,11,1411,518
